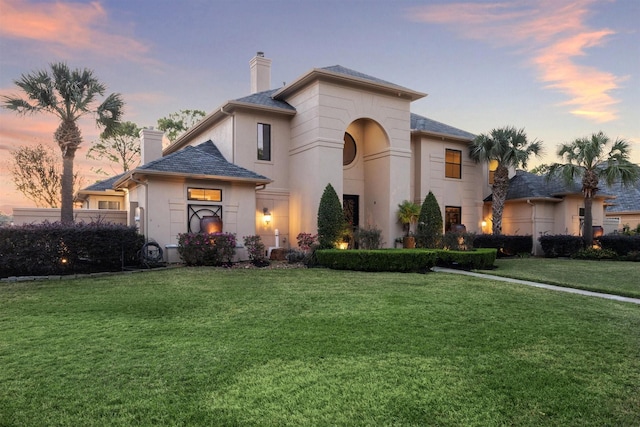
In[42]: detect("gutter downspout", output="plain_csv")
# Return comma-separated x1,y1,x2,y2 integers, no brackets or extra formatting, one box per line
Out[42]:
527,199,537,256
131,173,149,242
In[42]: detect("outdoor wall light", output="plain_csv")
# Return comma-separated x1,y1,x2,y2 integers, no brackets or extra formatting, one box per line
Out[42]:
263,208,272,225
481,220,487,228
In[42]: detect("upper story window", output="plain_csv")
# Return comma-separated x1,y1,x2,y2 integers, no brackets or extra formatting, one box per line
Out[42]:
98,201,120,210
445,149,462,179
188,188,222,202
488,160,498,185
257,123,271,161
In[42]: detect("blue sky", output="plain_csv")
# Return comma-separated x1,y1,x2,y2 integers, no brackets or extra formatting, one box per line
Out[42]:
1,0,638,212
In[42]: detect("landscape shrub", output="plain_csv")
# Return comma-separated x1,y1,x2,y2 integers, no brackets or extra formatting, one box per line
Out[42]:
0,221,144,277
243,235,269,267
286,249,306,264
538,235,584,257
177,232,236,266
623,251,640,262
317,184,347,249
443,231,476,251
571,247,618,260
473,234,533,257
316,249,438,273
353,225,384,249
296,233,317,251
599,234,640,256
416,191,443,248
436,248,497,270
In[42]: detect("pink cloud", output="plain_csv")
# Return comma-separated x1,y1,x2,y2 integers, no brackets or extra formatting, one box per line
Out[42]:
408,0,623,122
0,0,155,64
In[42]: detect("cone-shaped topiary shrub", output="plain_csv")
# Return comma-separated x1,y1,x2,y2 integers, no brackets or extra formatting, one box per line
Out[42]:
416,191,443,248
317,183,347,249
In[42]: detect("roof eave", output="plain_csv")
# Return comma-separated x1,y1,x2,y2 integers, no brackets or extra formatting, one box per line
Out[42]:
118,169,272,186
274,68,426,101
550,192,615,199
225,100,297,116
505,197,564,203
411,128,474,142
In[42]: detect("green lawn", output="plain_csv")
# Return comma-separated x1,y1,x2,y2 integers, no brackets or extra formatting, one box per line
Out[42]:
1,268,639,426
477,258,640,298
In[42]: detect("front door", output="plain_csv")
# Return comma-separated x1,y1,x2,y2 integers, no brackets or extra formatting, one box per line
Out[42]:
343,195,359,248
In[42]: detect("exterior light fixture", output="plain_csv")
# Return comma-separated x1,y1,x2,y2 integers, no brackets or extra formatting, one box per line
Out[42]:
481,220,487,228
263,208,272,225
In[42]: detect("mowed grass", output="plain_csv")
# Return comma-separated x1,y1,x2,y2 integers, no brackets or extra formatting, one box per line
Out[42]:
1,267,639,426
478,258,640,298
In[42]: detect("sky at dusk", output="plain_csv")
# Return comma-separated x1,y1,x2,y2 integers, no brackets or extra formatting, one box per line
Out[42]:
1,0,638,214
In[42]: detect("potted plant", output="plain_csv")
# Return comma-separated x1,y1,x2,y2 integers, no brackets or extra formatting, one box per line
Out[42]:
397,200,420,248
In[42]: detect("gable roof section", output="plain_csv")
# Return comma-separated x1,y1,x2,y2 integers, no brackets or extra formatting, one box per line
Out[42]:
273,65,426,101
116,140,271,188
411,113,476,141
81,172,127,192
233,89,296,111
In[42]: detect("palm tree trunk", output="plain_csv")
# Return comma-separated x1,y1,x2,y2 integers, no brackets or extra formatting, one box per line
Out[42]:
55,120,82,224
583,196,593,248
60,149,76,223
492,165,509,235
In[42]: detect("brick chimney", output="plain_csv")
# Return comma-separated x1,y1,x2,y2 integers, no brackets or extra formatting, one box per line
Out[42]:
139,128,164,165
250,51,271,94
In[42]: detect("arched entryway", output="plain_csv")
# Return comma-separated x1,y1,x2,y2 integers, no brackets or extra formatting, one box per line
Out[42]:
342,118,393,245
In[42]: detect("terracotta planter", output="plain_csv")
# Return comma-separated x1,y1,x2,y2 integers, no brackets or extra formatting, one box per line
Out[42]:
403,236,416,249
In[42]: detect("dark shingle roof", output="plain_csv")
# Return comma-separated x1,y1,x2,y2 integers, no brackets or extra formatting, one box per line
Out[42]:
138,140,269,181
604,180,640,213
321,65,401,87
234,89,296,111
411,113,476,140
501,170,580,201
82,172,127,191
484,170,633,203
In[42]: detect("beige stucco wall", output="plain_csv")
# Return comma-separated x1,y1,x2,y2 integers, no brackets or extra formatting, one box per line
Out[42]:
80,193,125,210
498,196,609,255
412,135,484,233
184,115,234,161
13,208,127,225
125,176,258,261
285,80,413,246
611,213,640,230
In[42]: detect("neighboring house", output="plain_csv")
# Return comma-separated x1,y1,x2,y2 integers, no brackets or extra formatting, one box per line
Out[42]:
603,179,640,233
77,52,493,259
483,170,634,255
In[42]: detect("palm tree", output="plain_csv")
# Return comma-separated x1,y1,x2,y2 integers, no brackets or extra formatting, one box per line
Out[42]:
469,126,543,234
548,132,640,247
2,63,123,223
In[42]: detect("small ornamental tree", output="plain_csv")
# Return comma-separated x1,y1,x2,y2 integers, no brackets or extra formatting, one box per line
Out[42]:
317,183,346,249
416,191,443,248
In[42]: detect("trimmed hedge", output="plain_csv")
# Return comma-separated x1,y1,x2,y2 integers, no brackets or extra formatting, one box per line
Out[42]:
436,248,497,270
0,222,144,278
316,248,497,272
473,234,533,257
599,235,640,256
316,249,438,273
538,235,584,258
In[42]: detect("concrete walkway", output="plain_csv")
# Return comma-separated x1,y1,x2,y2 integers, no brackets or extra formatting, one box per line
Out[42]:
432,267,640,305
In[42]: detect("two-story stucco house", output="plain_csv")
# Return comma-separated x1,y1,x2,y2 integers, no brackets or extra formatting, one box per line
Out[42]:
76,53,497,259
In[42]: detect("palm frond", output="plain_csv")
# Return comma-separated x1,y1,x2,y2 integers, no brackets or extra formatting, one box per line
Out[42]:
96,93,125,135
